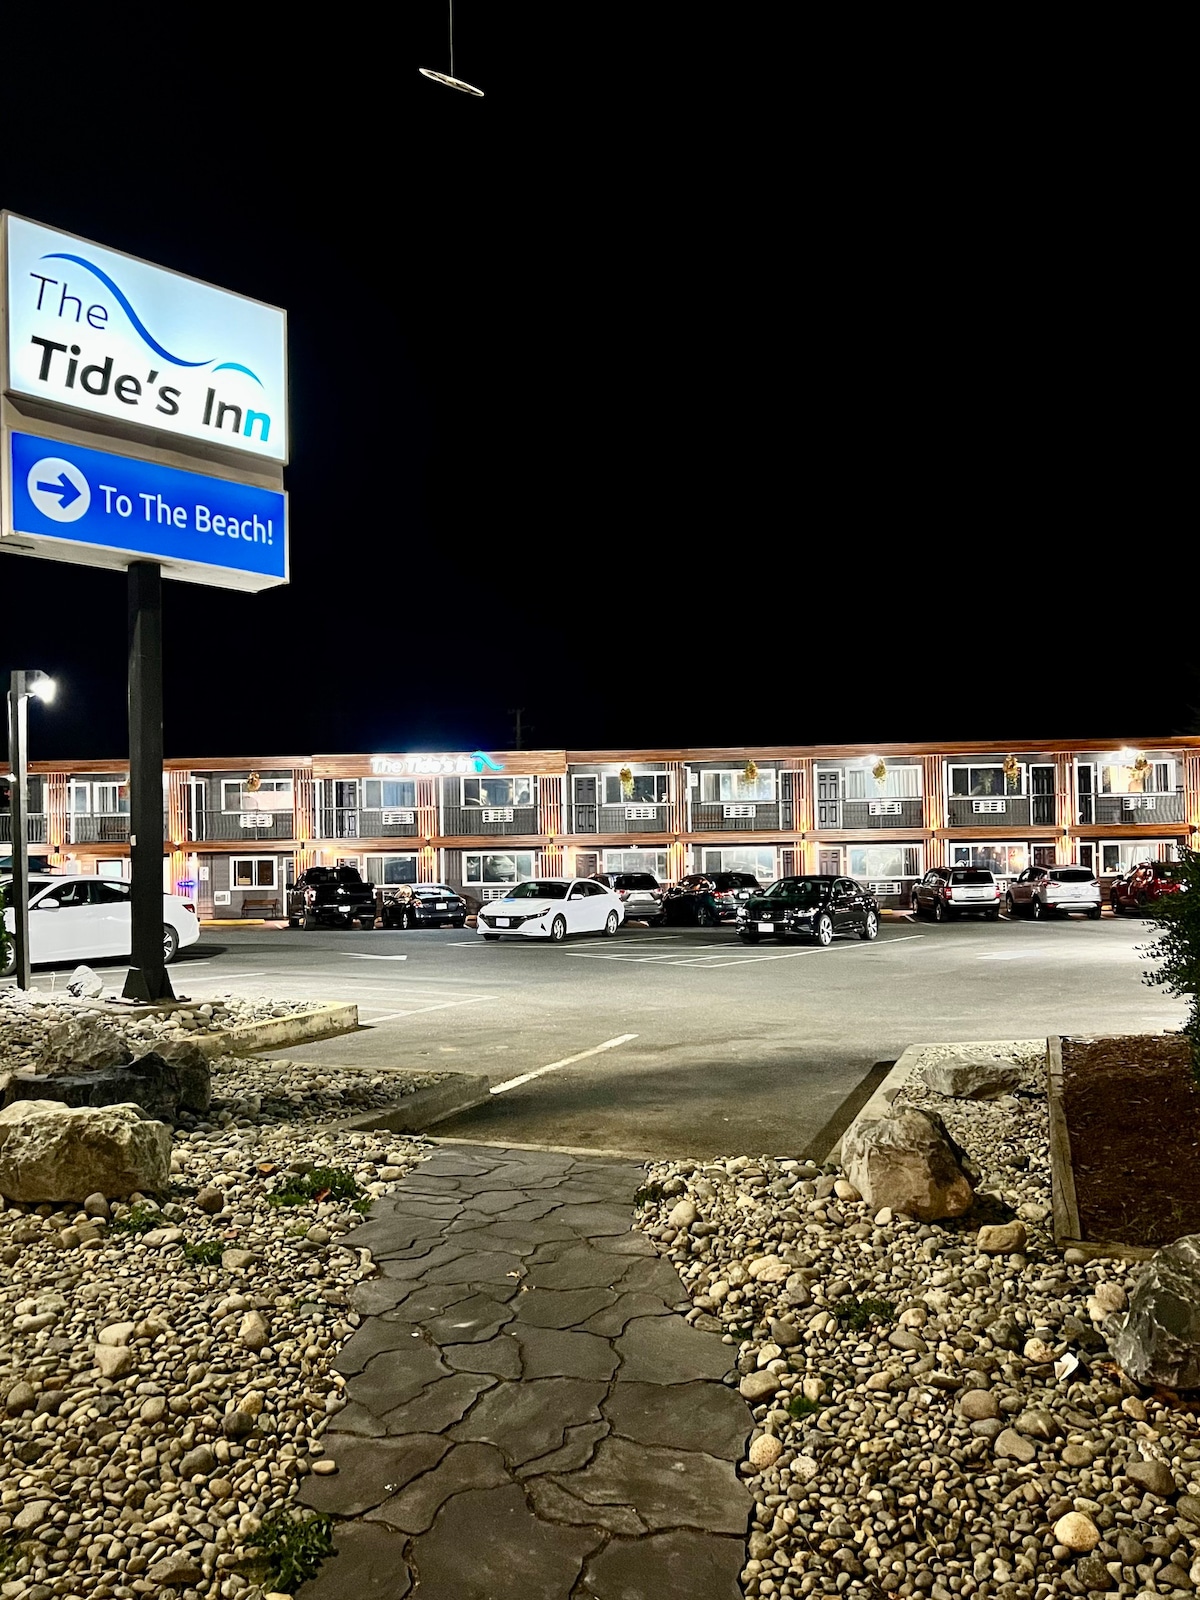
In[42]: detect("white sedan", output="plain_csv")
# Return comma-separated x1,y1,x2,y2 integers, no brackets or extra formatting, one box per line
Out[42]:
476,878,625,942
2,874,201,975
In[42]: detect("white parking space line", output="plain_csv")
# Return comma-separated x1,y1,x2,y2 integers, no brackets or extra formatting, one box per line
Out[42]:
490,1034,639,1096
358,995,497,1024
340,954,409,961
566,934,927,967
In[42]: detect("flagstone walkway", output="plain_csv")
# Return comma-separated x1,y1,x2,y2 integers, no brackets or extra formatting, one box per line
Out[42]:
296,1143,752,1600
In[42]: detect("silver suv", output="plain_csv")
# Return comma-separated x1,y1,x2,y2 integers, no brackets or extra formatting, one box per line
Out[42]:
911,866,1001,921
1006,865,1102,920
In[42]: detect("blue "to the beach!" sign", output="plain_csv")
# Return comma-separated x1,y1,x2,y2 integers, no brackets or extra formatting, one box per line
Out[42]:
6,429,288,591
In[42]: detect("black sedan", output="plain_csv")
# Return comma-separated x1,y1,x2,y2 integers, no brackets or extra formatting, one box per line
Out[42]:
381,884,467,929
736,875,879,945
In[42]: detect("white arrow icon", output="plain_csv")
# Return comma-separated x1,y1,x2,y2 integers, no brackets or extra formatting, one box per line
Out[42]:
27,456,90,523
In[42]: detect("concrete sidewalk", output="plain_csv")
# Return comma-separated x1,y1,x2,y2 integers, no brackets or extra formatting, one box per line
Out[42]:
297,1144,753,1599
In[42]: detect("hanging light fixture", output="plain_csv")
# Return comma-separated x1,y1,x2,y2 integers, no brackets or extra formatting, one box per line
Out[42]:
420,0,485,95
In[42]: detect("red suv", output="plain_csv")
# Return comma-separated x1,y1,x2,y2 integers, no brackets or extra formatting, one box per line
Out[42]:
1109,860,1185,915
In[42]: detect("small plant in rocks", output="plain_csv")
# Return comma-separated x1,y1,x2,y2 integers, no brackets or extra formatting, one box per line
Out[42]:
108,1203,165,1236
785,1393,824,1421
1143,842,1200,1079
181,1239,225,1265
633,1181,666,1208
267,1166,361,1207
250,1506,336,1590
832,1294,896,1330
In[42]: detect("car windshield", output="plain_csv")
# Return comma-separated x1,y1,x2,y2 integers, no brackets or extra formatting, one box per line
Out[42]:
764,878,826,907
1051,868,1095,882
614,874,658,889
335,868,364,885
714,873,759,889
1154,864,1181,878
950,870,993,884
507,880,568,900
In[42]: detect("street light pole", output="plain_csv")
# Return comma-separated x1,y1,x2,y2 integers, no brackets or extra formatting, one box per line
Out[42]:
6,668,55,992
6,674,31,991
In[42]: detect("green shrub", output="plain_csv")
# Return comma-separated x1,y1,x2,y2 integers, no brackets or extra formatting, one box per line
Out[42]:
268,1167,360,1208
786,1393,823,1420
109,1204,166,1236
181,1240,225,1265
1142,844,1200,1080
250,1508,335,1591
832,1295,895,1330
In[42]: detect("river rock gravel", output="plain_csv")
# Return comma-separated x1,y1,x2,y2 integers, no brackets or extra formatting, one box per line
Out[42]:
0,995,434,1600
634,1040,1200,1599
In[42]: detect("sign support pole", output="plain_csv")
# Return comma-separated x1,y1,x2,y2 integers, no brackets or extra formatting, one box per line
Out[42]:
122,561,174,1003
6,674,32,990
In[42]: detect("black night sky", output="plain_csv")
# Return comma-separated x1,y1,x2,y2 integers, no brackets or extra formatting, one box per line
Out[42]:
0,10,1190,761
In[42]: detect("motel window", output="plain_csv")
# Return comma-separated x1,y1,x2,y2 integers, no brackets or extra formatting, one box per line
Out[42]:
363,779,417,810
603,850,670,879
950,843,1029,878
93,782,130,815
844,766,922,800
847,845,921,881
223,778,293,812
1100,761,1173,795
464,851,537,885
462,776,533,808
1100,840,1177,875
700,846,777,881
232,858,277,889
363,854,418,885
949,766,1022,798
699,769,775,803
603,773,670,805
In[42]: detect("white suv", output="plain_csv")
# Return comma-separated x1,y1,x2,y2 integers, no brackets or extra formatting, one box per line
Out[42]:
1006,866,1102,920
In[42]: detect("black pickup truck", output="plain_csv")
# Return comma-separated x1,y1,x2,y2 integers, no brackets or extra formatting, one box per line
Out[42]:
287,866,377,930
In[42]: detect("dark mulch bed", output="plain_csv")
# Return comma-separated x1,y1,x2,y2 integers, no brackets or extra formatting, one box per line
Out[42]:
1063,1033,1200,1247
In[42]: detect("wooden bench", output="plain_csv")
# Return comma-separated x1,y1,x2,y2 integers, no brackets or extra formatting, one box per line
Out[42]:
241,896,281,919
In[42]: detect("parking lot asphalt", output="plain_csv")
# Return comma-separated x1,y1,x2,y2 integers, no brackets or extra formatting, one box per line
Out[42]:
6,913,1185,1160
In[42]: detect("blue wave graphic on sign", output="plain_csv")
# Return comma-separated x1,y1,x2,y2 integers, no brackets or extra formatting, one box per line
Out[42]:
41,253,264,385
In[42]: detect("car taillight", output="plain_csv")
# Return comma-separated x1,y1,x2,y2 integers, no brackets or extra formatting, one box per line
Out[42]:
993,887,1001,898
618,890,630,899
943,884,954,898
182,903,196,915
716,890,734,899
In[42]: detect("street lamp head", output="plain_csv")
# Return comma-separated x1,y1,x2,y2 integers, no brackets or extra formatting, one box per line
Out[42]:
28,672,56,704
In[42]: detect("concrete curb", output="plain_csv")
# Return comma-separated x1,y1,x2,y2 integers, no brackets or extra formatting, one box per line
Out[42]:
190,1002,360,1057
339,1072,493,1134
824,1037,1041,1165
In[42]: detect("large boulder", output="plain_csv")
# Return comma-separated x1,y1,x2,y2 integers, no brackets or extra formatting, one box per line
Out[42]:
36,1015,133,1075
153,1039,213,1112
842,1107,974,1221
4,1049,209,1121
920,1054,1023,1100
0,1100,171,1202
1107,1235,1200,1391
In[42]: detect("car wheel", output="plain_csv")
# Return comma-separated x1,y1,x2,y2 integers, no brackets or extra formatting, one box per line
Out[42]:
696,904,717,928
1110,895,1122,915
739,927,760,943
287,916,300,928
1005,894,1016,916
399,908,412,930
360,917,376,930
483,933,500,941
301,909,317,931
813,914,834,947
162,924,179,965
550,915,567,943
1087,906,1102,920
452,919,465,928
603,911,619,937
859,910,879,941
1030,897,1043,920
933,899,946,923
986,910,1000,921
1,942,16,979
1136,893,1149,912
